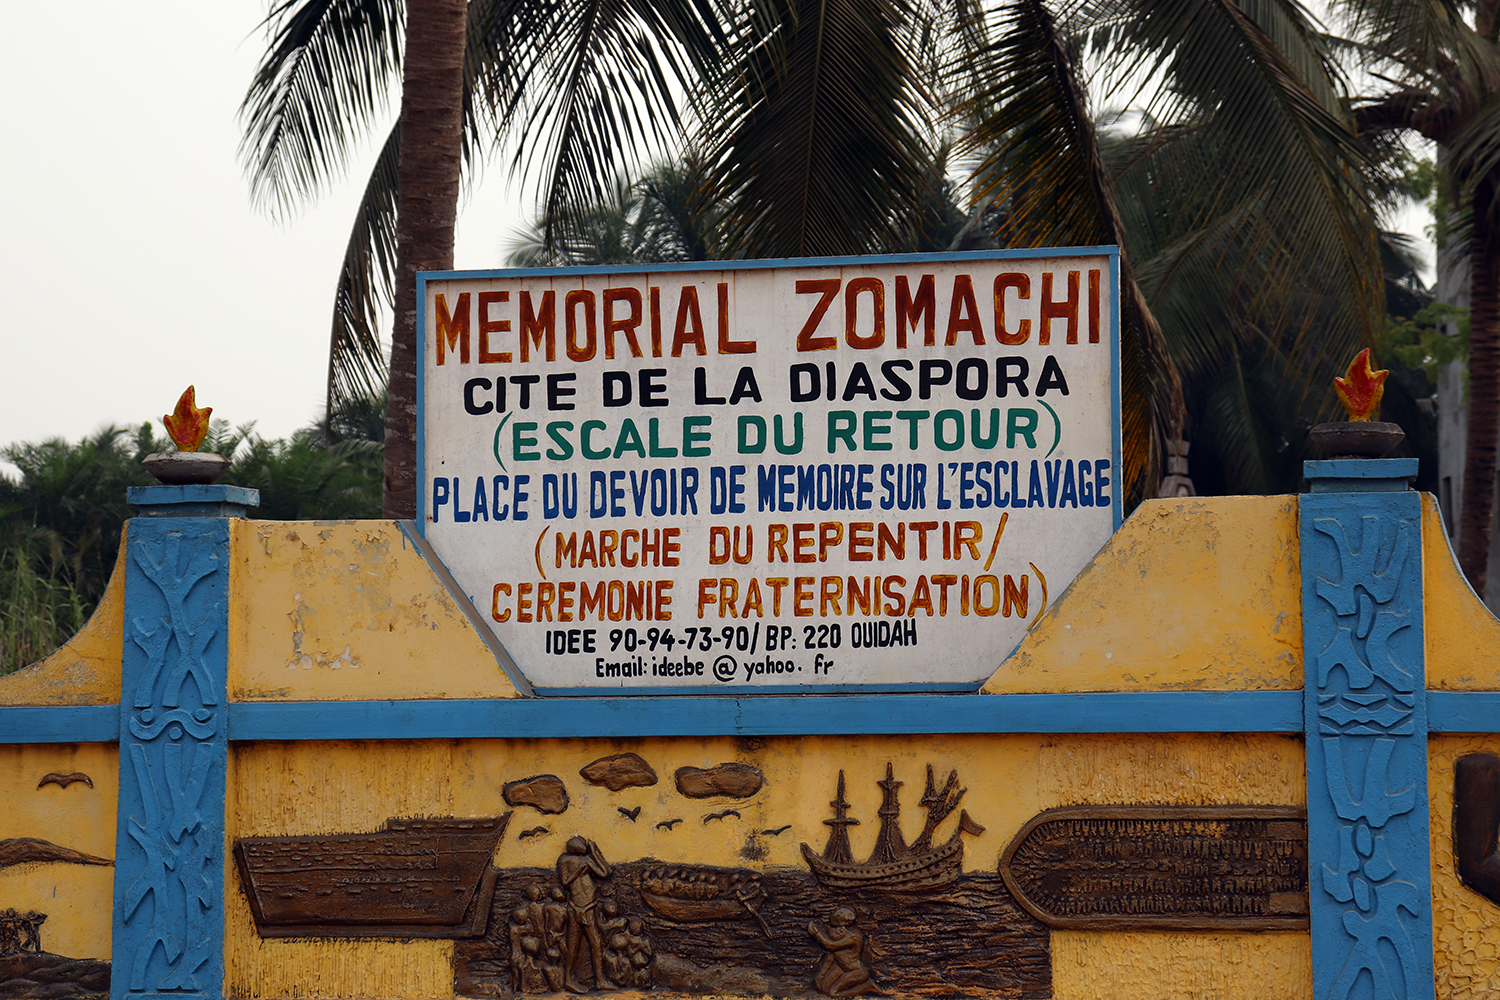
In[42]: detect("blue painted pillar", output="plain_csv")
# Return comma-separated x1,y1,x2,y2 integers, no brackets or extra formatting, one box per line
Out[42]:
1301,459,1432,1000
112,486,255,1000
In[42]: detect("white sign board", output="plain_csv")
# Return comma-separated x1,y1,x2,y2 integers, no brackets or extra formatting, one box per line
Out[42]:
419,250,1121,694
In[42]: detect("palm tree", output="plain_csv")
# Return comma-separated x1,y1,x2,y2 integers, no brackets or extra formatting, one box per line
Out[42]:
947,0,1385,498
1346,0,1500,594
217,430,384,520
505,155,726,266
694,0,1386,496
246,0,1392,512
379,0,469,518
0,426,156,613
240,0,728,517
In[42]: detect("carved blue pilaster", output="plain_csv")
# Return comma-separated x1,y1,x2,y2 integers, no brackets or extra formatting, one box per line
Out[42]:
1301,490,1432,1000
112,517,228,1000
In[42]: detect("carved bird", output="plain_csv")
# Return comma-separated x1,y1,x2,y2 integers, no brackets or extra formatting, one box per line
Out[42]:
618,806,642,822
518,826,550,840
760,824,792,836
656,818,683,831
703,809,741,824
37,772,92,789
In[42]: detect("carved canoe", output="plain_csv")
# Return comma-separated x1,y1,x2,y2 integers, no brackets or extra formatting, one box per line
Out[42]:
640,885,761,922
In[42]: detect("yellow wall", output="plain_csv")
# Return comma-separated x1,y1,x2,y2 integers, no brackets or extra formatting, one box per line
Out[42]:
0,536,123,706
1429,735,1500,999
5,495,1421,999
228,521,520,702
0,743,118,960
225,740,461,1000
985,496,1302,694
224,732,1305,1000
1424,495,1500,690
0,538,122,961
218,500,1317,999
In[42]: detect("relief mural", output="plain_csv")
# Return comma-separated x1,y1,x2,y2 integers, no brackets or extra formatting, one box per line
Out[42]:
453,760,1048,999
1000,805,1308,930
0,773,113,1000
232,755,1312,999
0,901,109,1000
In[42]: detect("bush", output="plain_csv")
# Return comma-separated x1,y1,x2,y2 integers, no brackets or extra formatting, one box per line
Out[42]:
0,410,383,676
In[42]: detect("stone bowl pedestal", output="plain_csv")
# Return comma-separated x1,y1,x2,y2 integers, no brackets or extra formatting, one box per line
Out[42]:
1308,421,1404,460
142,451,231,485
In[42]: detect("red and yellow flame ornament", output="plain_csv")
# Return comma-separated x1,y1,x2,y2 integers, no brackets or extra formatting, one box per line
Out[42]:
1333,349,1389,422
163,386,212,452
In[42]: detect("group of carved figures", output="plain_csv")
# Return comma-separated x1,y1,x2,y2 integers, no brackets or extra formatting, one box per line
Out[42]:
503,839,879,997
0,908,44,956
509,838,653,994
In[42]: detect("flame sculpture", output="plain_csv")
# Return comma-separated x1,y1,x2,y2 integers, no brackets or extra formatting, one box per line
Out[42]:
163,386,212,452
1333,349,1389,422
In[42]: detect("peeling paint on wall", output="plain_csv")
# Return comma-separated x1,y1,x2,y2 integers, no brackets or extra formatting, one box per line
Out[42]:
985,496,1302,694
229,521,518,701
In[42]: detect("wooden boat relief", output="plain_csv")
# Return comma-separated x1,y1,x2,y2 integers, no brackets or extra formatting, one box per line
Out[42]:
234,813,510,939
638,867,772,936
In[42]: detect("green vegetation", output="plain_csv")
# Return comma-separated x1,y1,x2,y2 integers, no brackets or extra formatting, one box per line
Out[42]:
245,0,1401,513
0,407,381,678
1387,303,1468,384
1349,0,1500,592
0,426,155,673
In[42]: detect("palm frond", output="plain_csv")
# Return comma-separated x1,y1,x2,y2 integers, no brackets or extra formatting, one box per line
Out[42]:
471,0,727,243
1444,94,1500,212
240,0,405,215
326,122,399,422
506,153,728,266
1105,116,1368,406
1197,346,1286,494
959,0,1183,502
1333,0,1500,97
319,0,515,418
1096,0,1384,341
701,0,936,258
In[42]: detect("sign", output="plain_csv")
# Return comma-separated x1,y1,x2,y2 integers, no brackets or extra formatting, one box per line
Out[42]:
418,250,1120,693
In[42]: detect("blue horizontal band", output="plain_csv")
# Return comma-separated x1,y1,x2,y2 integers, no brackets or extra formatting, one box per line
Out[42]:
0,705,117,742
226,691,1305,739
9,690,1499,744
1427,691,1500,732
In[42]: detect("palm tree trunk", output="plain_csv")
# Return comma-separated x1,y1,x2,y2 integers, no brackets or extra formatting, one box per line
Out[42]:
383,0,468,519
1461,180,1500,595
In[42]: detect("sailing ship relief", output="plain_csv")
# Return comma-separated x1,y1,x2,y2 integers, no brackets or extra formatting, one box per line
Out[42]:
801,764,985,894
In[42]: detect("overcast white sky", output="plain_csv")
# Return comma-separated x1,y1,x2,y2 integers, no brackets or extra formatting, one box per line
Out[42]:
0,2,527,457
0,3,1435,469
